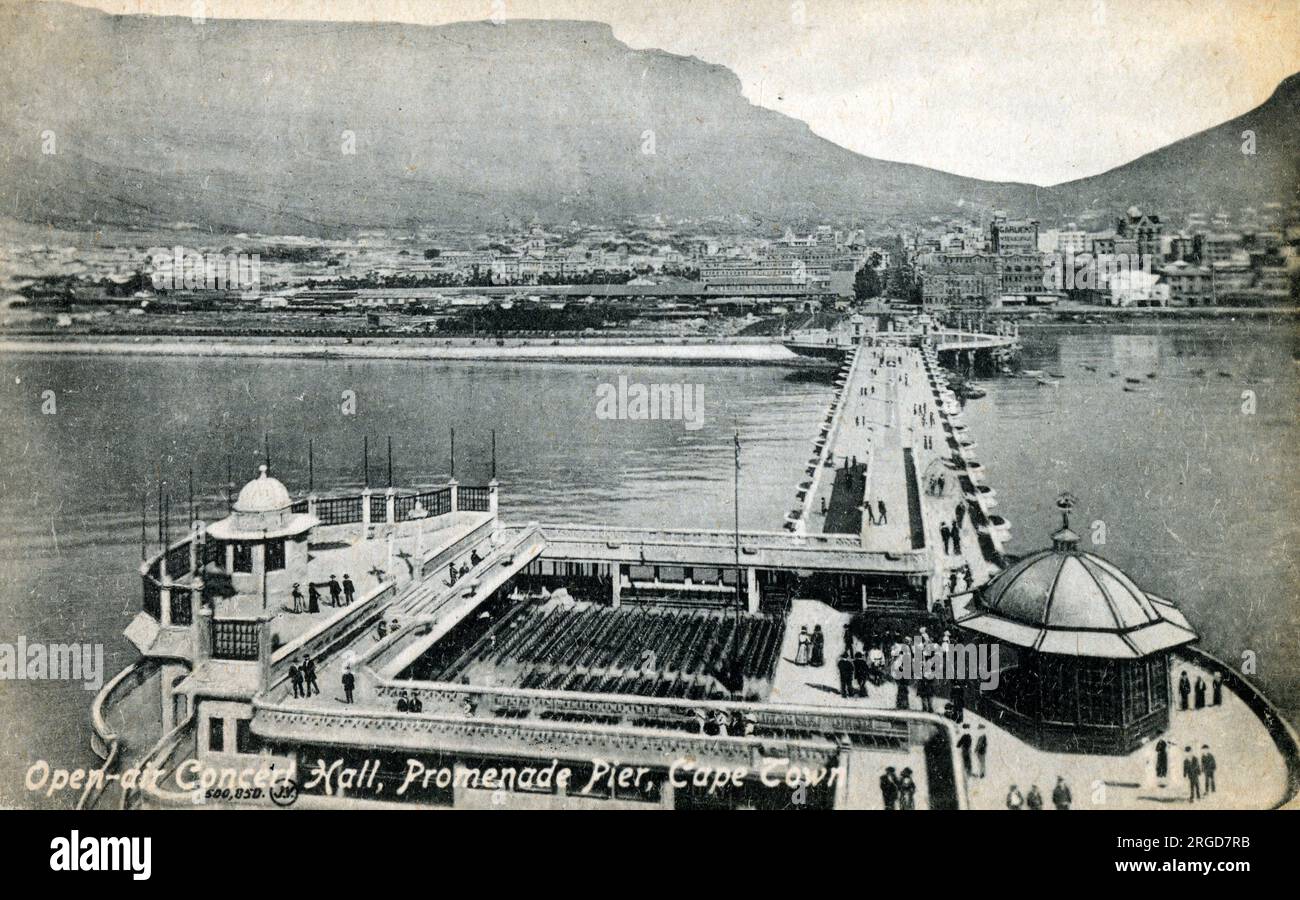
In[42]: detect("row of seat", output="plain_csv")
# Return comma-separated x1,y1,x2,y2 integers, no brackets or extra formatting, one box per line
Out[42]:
436,600,785,699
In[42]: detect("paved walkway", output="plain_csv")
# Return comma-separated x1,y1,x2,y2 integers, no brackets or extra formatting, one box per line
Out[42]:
961,659,1289,810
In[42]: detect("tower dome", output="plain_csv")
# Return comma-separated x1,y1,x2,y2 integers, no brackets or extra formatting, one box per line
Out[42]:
207,465,318,541
234,465,292,513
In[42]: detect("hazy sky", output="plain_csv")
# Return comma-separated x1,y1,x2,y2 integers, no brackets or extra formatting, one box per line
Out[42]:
75,0,1300,185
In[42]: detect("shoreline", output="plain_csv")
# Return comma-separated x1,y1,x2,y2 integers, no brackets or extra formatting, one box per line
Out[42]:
0,335,812,366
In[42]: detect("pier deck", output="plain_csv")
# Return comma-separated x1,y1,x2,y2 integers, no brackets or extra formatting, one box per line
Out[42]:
806,344,1004,602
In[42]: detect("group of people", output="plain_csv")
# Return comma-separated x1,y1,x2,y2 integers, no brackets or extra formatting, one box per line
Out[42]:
287,655,320,698
946,566,974,595
836,647,887,698
794,625,826,667
446,549,483,586
394,689,425,713
863,499,888,526
1005,777,1073,810
1154,738,1218,801
939,519,964,556
879,766,918,809
1177,669,1223,711
290,573,355,614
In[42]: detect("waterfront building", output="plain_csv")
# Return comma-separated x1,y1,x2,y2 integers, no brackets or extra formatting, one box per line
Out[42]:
953,522,1197,754
919,252,1000,308
990,218,1039,256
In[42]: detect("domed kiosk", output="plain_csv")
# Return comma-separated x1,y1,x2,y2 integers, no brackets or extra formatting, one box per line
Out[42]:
954,505,1198,754
207,466,318,605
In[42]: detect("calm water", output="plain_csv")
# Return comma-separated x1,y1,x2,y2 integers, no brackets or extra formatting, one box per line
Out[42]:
0,323,1296,807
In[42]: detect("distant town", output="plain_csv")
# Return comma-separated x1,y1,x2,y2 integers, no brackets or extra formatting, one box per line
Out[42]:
4,197,1298,339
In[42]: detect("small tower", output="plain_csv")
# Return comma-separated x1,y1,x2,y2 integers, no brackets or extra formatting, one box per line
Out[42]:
207,466,319,607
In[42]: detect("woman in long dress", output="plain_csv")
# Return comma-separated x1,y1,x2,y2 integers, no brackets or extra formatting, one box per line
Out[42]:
810,625,825,667
795,627,811,666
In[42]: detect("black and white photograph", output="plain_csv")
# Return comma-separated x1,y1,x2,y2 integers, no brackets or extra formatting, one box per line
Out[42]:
0,0,1298,877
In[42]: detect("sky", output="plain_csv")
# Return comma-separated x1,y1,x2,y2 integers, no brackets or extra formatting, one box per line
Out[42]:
70,0,1300,186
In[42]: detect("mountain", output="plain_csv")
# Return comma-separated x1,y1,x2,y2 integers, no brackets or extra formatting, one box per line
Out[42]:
1047,73,1300,220
0,1,1295,235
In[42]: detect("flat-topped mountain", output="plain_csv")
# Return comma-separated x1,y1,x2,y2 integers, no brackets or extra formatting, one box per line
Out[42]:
0,2,1295,234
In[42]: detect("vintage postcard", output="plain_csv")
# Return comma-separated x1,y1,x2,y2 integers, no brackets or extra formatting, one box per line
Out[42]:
0,0,1297,864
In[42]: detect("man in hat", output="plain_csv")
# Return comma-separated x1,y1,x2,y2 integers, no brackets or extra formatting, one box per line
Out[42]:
957,724,973,777
879,767,900,810
837,650,854,698
974,725,988,778
853,651,871,698
1201,745,1216,795
342,574,356,605
302,655,319,696
1052,776,1072,810
1183,746,1201,801
288,661,304,699
341,669,355,704
328,575,343,607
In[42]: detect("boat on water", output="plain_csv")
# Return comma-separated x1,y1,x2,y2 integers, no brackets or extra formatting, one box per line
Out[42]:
78,343,1300,812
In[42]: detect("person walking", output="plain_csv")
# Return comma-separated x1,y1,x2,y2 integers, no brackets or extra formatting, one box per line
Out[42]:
876,500,887,525
288,662,304,699
1194,675,1206,709
940,523,952,555
951,525,962,556
1201,745,1216,795
974,725,988,778
290,582,303,614
1051,776,1072,810
1178,670,1192,710
1155,739,1169,784
1184,746,1201,801
917,676,934,713
328,575,343,607
810,625,825,667
957,724,973,777
898,768,916,810
795,627,812,666
341,669,355,704
837,651,854,698
864,500,877,526
342,574,356,605
1211,671,1224,706
307,583,321,614
303,655,319,696
880,767,900,810
853,652,870,698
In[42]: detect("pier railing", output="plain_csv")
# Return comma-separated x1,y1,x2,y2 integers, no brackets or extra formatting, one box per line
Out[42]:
137,481,495,624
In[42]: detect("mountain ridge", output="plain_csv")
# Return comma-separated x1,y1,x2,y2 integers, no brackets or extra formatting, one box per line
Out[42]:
0,1,1294,235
